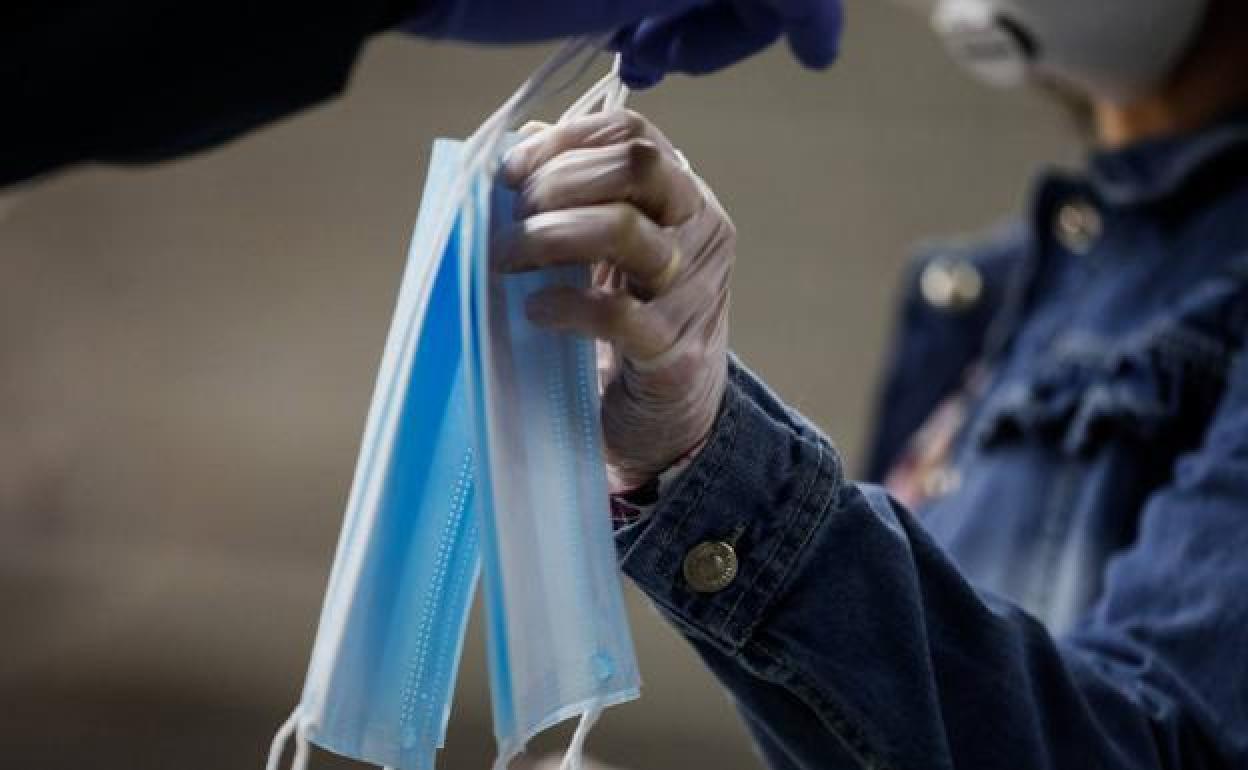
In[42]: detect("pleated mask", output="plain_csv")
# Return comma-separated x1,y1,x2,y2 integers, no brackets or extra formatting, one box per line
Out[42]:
268,40,640,770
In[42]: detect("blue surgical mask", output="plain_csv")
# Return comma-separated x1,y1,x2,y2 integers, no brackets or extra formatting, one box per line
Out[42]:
266,137,483,770
268,42,639,770
462,121,639,770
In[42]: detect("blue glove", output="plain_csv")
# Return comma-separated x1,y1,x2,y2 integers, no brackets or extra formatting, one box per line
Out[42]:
614,0,844,88
404,0,702,43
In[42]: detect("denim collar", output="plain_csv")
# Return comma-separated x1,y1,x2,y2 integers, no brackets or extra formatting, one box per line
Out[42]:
1083,108,1248,208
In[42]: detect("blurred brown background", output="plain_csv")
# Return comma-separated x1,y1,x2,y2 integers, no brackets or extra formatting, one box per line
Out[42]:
0,1,1075,768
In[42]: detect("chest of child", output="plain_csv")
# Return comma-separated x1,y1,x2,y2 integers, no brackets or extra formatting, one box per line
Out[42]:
888,170,1248,633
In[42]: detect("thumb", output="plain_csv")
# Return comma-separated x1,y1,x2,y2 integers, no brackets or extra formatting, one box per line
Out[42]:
774,0,843,68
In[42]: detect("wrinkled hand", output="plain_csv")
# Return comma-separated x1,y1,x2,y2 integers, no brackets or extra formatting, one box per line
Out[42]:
500,110,735,489
615,0,844,88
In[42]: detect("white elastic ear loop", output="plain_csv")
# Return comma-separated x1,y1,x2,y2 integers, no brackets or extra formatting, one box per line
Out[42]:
558,705,604,770
559,56,628,124
265,711,311,770
464,36,609,175
604,55,630,112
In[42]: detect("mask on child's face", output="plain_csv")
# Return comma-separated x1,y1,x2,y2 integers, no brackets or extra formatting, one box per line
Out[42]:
904,0,1208,103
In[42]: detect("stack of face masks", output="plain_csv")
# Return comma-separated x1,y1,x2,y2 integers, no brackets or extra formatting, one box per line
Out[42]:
267,41,639,770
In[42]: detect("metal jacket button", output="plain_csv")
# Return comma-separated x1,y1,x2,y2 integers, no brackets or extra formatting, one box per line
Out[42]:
683,541,739,593
920,257,983,312
1055,199,1102,254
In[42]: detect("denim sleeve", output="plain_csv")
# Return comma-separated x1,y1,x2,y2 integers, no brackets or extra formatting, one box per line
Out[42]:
615,355,1248,769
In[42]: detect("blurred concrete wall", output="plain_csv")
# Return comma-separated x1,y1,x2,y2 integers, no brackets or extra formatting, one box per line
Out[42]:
0,2,1075,768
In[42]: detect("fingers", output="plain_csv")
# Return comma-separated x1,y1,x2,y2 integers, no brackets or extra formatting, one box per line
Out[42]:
524,285,673,362
615,0,841,84
776,0,842,68
513,137,700,226
502,109,674,190
624,3,781,77
499,204,679,299
498,109,699,299
516,120,551,138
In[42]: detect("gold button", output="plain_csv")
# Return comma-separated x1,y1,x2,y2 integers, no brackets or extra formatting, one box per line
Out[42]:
920,258,983,312
1055,199,1102,254
683,541,739,594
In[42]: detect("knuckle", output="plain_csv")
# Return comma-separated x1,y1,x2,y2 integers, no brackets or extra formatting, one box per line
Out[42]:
610,204,643,248
519,176,543,214
520,214,564,253
710,211,738,253
719,215,738,247
625,138,661,182
602,294,639,335
620,109,650,139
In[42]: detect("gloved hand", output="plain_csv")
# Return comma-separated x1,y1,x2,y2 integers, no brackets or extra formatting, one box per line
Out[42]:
403,0,842,88
500,110,735,489
615,0,844,88
405,0,697,43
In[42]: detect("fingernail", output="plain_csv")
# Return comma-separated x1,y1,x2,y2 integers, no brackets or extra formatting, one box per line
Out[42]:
501,149,524,188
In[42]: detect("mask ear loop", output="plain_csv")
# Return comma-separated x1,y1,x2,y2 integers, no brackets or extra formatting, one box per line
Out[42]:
558,55,628,124
464,34,610,177
558,706,603,770
265,712,311,770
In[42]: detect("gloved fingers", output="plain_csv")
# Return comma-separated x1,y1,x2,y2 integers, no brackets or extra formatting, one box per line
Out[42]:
499,204,681,300
524,285,673,361
617,2,781,81
514,138,701,226
773,0,842,68
517,120,552,138
502,110,674,189
613,22,665,89
405,0,700,44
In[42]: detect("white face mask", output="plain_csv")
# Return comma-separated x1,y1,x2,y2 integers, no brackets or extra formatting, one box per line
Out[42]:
906,0,1209,102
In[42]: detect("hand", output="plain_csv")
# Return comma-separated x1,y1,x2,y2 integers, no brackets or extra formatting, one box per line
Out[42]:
403,0,698,44
615,0,844,88
500,110,735,489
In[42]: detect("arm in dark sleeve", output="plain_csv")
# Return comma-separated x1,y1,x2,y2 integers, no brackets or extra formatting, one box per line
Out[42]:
616,354,1248,769
1,1,425,186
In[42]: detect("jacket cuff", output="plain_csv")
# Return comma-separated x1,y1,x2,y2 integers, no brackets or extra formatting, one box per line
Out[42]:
616,355,844,655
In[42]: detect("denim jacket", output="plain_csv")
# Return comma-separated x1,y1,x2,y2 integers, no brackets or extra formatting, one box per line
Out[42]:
616,114,1248,769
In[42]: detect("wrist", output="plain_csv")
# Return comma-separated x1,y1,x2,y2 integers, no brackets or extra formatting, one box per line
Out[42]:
609,439,707,530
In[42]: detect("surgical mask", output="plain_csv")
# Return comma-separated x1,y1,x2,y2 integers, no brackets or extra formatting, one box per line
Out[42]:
905,0,1209,102
267,40,639,770
466,75,638,770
